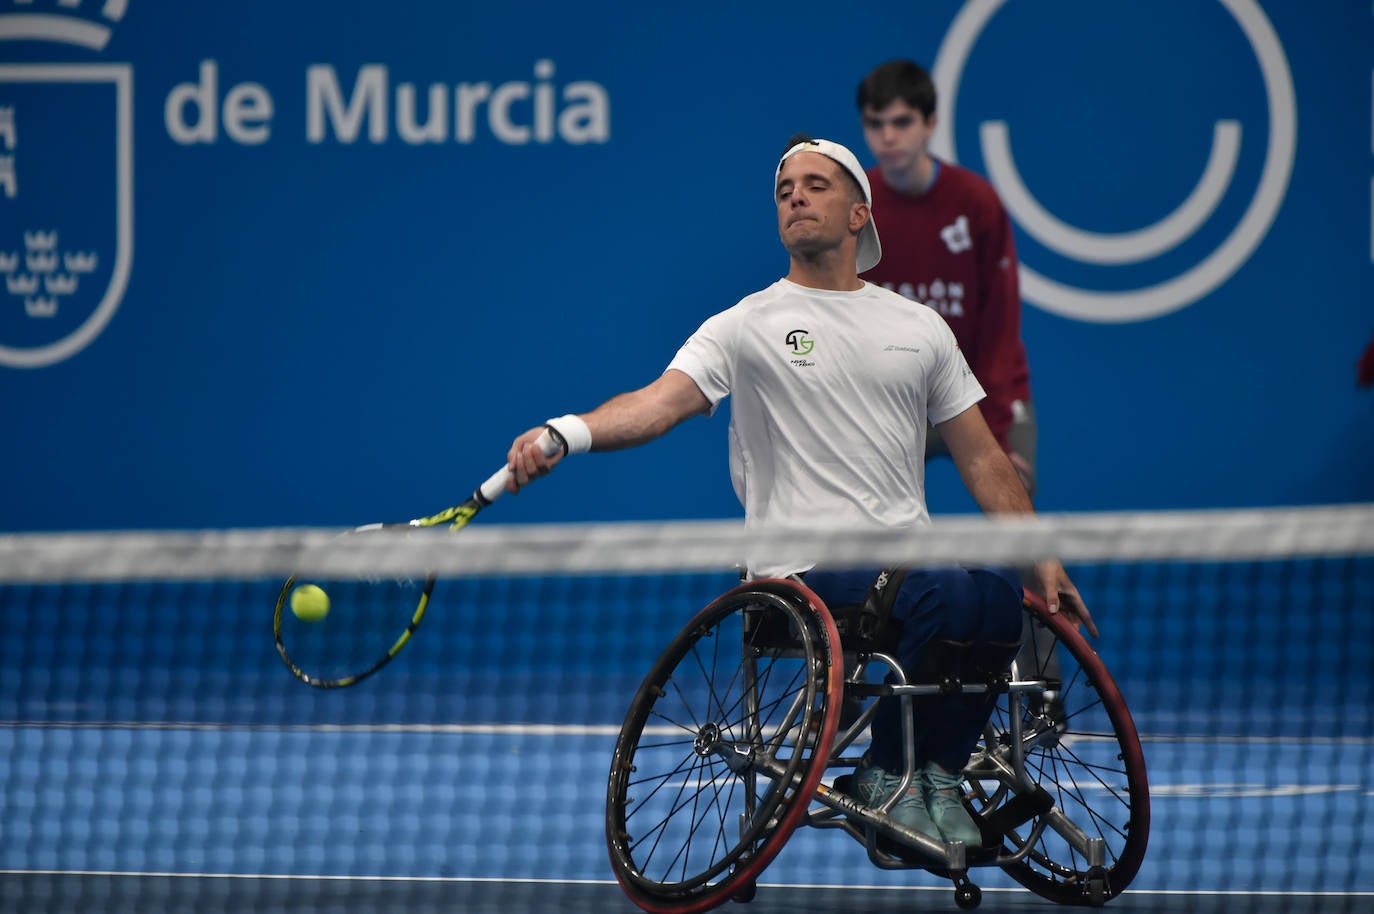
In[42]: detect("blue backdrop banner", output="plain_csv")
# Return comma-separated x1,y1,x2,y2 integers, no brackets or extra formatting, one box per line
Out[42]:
1,0,1371,530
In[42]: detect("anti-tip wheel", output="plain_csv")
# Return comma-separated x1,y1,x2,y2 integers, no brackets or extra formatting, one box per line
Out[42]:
954,880,982,910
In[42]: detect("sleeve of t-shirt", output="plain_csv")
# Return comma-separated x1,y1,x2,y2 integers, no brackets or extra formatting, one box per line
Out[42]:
927,315,987,426
665,308,738,415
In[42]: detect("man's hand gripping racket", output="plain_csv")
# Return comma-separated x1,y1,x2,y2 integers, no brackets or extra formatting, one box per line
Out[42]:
273,429,564,688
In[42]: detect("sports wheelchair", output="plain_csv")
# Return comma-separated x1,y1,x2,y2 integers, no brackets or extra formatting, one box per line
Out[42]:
606,577,1149,912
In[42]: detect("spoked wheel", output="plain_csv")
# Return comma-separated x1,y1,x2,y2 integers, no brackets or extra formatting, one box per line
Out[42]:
607,579,843,914
965,597,1149,906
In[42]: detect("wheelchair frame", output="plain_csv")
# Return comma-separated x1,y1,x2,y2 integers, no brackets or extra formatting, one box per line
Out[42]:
606,577,1149,913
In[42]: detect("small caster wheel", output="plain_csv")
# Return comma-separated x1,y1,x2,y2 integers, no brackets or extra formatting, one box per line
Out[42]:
731,880,756,903
954,880,981,910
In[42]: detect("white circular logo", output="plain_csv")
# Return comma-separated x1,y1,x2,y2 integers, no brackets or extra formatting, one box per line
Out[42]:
931,0,1296,323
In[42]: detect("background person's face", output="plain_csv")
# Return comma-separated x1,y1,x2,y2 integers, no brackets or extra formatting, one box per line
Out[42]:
862,98,936,176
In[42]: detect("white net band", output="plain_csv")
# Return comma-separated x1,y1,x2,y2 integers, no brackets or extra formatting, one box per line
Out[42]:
2,503,1371,583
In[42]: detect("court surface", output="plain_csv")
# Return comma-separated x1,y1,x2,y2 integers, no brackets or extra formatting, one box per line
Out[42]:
1,723,1370,913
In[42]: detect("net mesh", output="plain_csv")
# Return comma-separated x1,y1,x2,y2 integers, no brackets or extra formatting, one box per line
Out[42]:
1,506,1372,912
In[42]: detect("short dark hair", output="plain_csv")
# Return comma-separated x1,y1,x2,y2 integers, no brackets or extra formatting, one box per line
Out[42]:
856,59,936,118
777,133,865,204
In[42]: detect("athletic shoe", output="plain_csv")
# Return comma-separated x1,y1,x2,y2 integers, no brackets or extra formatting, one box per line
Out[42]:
921,762,982,847
849,755,939,840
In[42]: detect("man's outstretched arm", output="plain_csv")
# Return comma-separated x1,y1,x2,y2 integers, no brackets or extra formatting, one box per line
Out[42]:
506,369,711,491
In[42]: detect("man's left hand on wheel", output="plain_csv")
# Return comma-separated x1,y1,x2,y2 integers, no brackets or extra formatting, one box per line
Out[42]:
1034,559,1099,638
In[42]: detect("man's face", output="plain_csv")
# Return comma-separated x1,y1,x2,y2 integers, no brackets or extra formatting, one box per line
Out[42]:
861,98,935,175
775,151,861,258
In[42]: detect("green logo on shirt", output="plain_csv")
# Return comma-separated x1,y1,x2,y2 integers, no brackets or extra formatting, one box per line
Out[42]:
785,329,814,355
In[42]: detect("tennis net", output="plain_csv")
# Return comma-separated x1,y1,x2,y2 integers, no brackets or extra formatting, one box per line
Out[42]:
0,504,1371,912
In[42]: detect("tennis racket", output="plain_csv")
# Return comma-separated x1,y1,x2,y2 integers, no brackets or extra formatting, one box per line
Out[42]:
273,429,563,688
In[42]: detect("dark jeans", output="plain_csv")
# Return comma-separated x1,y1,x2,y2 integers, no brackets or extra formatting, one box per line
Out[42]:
805,566,1024,773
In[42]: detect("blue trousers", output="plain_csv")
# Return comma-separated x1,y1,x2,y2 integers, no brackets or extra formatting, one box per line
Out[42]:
805,566,1024,773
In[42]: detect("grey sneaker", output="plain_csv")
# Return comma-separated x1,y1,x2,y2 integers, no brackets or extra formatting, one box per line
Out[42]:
851,757,939,840
921,762,982,847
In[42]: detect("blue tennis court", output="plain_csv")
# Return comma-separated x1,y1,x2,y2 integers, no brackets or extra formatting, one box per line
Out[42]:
1,724,1371,891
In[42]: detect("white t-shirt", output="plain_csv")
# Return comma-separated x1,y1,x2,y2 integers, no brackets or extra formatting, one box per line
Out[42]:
667,278,985,577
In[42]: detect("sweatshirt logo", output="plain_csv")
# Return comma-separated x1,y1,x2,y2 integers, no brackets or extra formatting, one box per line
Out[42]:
940,214,972,254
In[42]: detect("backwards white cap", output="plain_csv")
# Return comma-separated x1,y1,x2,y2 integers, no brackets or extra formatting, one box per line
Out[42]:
775,137,882,272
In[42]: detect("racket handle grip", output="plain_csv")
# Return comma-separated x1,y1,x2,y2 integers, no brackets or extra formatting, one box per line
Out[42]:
476,428,563,505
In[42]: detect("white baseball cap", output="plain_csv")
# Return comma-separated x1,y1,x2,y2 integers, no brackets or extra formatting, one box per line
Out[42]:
775,137,882,272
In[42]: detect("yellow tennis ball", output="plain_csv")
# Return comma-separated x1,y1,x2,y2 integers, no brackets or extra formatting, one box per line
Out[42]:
290,583,331,622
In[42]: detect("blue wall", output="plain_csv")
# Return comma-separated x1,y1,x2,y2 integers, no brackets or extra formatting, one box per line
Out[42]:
2,0,1371,531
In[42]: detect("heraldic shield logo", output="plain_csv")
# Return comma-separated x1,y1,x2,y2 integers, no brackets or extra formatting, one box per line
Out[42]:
0,1,132,368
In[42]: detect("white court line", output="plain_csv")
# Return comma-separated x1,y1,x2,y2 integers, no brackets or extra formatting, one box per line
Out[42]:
654,778,1362,797
0,870,617,883
33,720,1365,797
0,720,628,736
3,719,1374,745
0,870,1370,899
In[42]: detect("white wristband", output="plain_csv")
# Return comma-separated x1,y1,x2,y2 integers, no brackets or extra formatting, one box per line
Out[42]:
545,414,592,455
